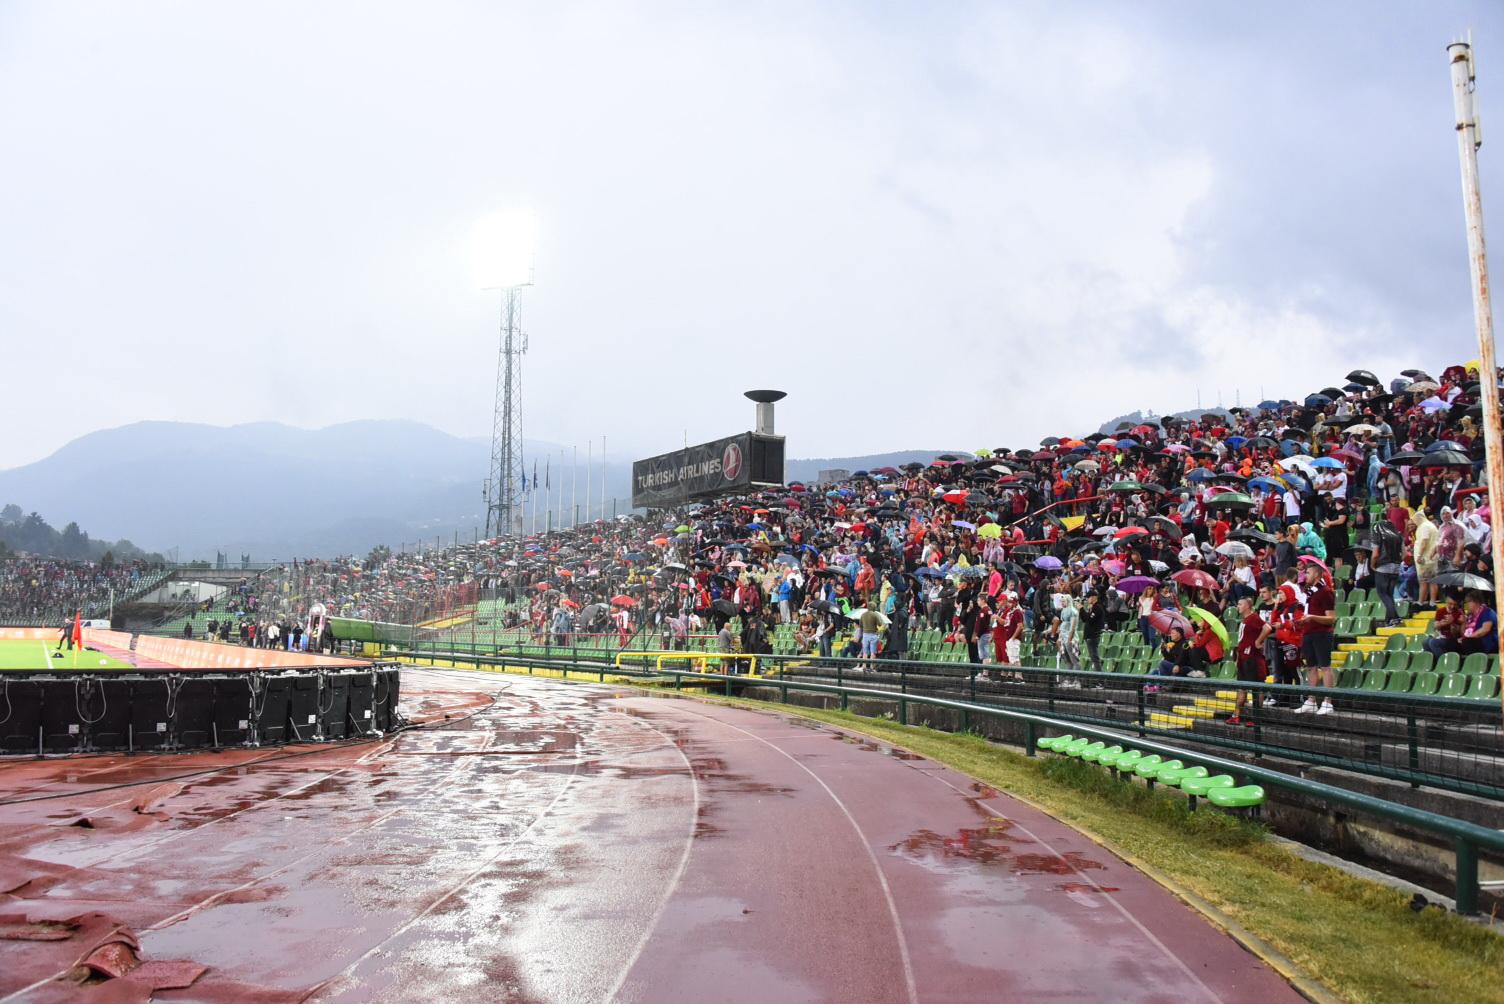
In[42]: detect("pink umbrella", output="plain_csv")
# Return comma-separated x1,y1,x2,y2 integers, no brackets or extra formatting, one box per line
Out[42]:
1148,609,1194,636
1102,559,1127,576
1297,555,1330,573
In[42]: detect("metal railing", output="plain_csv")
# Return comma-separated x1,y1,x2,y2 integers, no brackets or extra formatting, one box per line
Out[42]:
392,648,1504,915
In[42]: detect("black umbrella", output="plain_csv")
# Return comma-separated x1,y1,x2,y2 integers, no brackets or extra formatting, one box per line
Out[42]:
1385,451,1426,466
1346,369,1380,386
1146,515,1182,540
1040,436,1060,446
1432,571,1493,592
1319,386,1346,399
712,599,738,616
1426,439,1467,453
937,453,962,461
1422,451,1472,468
1229,528,1279,545
1248,437,1277,449
1401,369,1434,381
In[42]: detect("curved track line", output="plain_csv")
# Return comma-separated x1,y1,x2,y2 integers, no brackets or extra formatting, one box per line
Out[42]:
661,704,920,1004
599,710,701,1003
839,723,1223,1003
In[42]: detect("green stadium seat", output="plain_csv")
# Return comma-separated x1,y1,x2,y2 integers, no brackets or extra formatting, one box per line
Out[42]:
1394,599,1411,620
1408,652,1434,675
1385,634,1407,652
1460,653,1491,675
1208,785,1266,809
1411,672,1441,696
1073,742,1108,760
1113,750,1146,772
1337,667,1362,688
1440,673,1471,698
1132,754,1166,778
1181,773,1236,797
1140,759,1185,782
1083,744,1122,765
1097,747,1131,768
1361,670,1388,692
1404,635,1426,654
1039,734,1073,751
1436,652,1460,676
1158,765,1210,789
1063,738,1094,756
1383,652,1410,672
1214,661,1236,680
1334,616,1353,637
1351,617,1373,638
1470,676,1500,700
1383,670,1413,694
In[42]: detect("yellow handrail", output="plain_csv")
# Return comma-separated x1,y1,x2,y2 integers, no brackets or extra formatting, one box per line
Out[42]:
613,649,757,676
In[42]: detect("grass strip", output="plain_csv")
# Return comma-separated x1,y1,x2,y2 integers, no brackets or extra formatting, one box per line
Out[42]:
688,693,1503,1004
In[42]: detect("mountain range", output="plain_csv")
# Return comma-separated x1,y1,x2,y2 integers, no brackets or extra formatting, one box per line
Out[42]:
0,421,965,559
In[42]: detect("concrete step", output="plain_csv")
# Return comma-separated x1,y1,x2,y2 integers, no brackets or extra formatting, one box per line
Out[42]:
1172,705,1217,719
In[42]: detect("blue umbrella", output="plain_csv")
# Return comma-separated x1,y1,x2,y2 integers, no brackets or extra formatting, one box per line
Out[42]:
774,554,800,567
745,522,768,531
1185,468,1216,481
1248,476,1287,492
915,566,944,579
1310,457,1344,469
1114,437,1139,448
1419,396,1451,412
1225,436,1248,449
954,520,977,530
623,552,647,562
1305,393,1333,407
1427,440,1466,452
1256,400,1282,411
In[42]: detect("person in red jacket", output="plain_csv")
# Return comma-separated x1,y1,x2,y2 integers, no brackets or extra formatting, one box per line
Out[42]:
1229,595,1270,726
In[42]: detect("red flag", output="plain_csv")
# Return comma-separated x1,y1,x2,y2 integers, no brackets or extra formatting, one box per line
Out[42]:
71,610,82,649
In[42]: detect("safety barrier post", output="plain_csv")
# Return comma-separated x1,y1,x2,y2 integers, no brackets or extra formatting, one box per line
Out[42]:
1025,720,1036,757
1456,838,1479,915
1135,680,1147,738
898,695,908,726
1407,713,1421,788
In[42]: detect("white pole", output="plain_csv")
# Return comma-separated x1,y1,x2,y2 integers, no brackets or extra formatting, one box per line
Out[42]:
601,435,607,522
1448,37,1504,722
586,440,593,526
571,446,578,527
557,450,565,531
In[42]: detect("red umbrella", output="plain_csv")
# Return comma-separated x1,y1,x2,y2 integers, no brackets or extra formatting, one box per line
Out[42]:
610,594,636,607
941,489,969,505
1170,569,1218,591
535,582,554,592
560,598,580,609
1114,526,1149,539
1148,609,1194,636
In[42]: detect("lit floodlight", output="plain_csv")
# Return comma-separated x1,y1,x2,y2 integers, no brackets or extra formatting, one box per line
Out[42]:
472,208,538,288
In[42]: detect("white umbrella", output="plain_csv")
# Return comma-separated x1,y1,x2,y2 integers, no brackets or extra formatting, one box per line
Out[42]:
1345,423,1380,436
1280,455,1316,473
1216,541,1254,559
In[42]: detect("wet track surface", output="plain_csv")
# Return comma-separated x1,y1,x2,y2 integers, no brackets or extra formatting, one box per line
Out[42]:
0,669,1302,1002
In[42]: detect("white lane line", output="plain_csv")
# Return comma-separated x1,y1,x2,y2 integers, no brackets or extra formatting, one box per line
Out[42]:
905,763,1220,1003
304,768,584,999
658,704,919,1004
601,710,700,1004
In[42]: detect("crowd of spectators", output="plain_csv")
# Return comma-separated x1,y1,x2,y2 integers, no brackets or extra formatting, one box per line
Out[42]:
0,557,159,625
477,360,1497,723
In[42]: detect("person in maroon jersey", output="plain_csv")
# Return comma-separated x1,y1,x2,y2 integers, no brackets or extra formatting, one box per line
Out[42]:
1228,595,1270,726
1294,561,1338,716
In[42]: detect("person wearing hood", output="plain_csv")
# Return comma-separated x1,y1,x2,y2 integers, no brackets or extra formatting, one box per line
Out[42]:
1412,509,1440,608
1297,522,1327,560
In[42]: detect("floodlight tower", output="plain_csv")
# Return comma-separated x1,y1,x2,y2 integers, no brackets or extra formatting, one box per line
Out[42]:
484,286,527,538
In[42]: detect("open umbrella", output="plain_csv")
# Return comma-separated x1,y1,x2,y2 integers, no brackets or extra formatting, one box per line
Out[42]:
1408,380,1441,394
1205,492,1254,509
1108,480,1145,492
610,594,637,607
1034,555,1063,570
1171,569,1218,591
1215,541,1255,560
1419,396,1452,412
1185,606,1230,648
977,523,1004,540
1344,423,1380,436
1346,369,1380,386
1384,451,1426,466
1101,559,1127,576
1432,571,1494,591
1116,575,1160,594
1309,457,1345,469
1114,526,1149,540
1229,528,1278,545
1297,555,1330,574
1147,609,1194,636
1426,439,1467,453
1422,450,1472,468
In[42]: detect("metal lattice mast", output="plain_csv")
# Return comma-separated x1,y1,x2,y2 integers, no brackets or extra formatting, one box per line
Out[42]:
485,286,527,537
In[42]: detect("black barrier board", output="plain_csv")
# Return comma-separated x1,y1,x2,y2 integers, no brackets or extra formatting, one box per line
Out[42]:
288,675,319,740
89,678,132,750
256,676,291,744
373,670,397,731
348,673,374,736
322,673,351,739
175,678,215,748
631,432,785,509
131,678,171,751
0,679,42,753
213,676,253,746
41,680,82,753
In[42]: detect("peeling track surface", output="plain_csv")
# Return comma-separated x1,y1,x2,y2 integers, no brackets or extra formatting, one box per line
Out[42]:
0,669,1302,1002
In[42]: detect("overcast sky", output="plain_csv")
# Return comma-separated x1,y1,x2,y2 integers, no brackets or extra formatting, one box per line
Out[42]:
3,1,1502,470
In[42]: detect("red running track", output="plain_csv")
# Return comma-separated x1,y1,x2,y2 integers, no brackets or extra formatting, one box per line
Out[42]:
0,668,1302,1002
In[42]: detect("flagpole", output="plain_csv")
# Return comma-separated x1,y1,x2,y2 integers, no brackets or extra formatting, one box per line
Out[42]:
586,440,593,526
1448,37,1504,723
571,445,578,528
601,435,607,523
557,449,565,531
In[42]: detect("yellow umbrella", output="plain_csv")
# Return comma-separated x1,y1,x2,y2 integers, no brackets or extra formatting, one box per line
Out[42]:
977,523,1004,540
